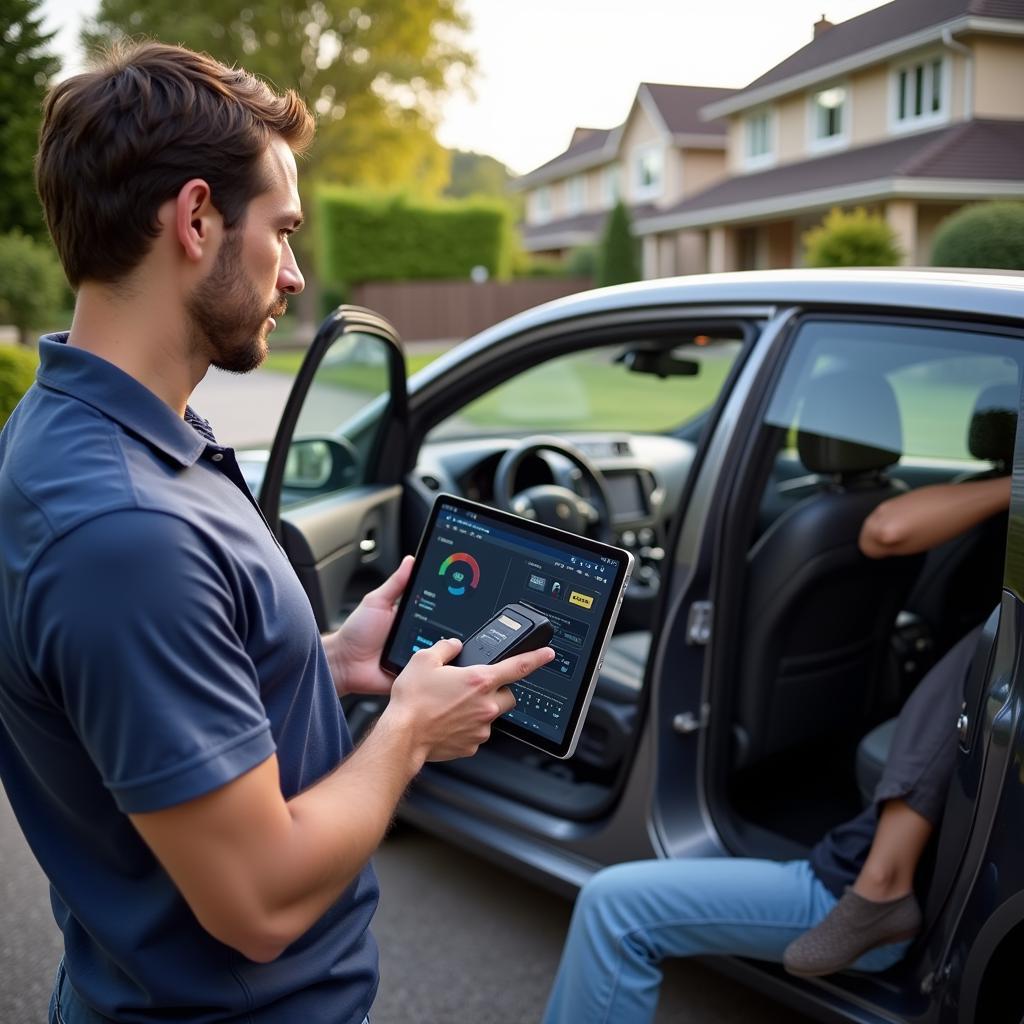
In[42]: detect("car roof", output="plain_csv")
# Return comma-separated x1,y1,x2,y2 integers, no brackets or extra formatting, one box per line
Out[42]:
409,268,1024,391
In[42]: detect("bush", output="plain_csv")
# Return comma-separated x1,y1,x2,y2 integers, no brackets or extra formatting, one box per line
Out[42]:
802,207,902,267
565,244,599,279
0,232,68,344
317,189,512,289
931,202,1024,270
0,344,39,430
597,202,640,286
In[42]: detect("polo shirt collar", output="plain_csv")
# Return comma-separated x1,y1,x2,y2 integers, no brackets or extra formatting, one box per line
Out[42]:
36,333,210,468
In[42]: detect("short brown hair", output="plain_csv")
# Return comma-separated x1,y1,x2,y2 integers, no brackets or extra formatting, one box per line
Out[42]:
36,41,315,287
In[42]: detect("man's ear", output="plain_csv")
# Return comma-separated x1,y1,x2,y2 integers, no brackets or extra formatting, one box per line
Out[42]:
174,179,220,263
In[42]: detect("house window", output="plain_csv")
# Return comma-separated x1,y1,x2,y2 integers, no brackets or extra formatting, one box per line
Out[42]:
531,186,552,223
603,165,620,206
744,109,774,167
892,55,947,129
632,144,663,200
810,85,848,148
566,175,585,215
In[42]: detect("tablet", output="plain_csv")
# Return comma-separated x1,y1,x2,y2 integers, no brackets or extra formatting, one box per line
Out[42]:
381,494,634,759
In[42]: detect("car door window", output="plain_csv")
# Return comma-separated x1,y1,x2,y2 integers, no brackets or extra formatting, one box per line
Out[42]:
278,331,397,510
766,320,1022,467
428,339,743,439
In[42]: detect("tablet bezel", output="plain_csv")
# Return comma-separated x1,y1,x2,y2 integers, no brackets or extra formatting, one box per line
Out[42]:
380,494,634,759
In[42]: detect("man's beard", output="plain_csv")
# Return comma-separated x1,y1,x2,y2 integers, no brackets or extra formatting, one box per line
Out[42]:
186,229,287,374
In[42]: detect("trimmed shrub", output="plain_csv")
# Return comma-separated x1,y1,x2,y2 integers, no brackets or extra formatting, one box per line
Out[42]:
0,344,39,429
317,189,512,288
0,231,68,344
802,207,902,267
566,244,599,279
931,202,1024,270
597,202,640,286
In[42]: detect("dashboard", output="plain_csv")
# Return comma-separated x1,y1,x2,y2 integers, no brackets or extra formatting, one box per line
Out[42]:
406,433,698,631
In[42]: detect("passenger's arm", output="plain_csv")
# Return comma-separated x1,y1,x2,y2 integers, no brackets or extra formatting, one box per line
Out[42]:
129,641,554,963
859,476,1011,559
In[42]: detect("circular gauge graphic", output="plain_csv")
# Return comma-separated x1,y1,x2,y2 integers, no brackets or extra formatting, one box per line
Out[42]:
438,552,481,596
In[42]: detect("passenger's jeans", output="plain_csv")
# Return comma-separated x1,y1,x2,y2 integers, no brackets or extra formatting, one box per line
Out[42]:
542,857,908,1024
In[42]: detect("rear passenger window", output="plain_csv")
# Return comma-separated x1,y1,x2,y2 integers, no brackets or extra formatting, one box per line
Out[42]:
767,320,1022,470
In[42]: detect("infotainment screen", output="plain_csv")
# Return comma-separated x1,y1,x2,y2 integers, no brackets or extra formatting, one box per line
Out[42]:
381,495,633,759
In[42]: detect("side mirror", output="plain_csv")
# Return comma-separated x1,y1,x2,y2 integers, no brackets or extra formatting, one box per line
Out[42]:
619,348,700,379
283,437,360,494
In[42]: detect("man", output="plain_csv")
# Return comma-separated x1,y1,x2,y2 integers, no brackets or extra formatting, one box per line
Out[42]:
0,42,553,1023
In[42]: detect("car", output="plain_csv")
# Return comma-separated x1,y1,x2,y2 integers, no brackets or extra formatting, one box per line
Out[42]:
245,268,1024,1024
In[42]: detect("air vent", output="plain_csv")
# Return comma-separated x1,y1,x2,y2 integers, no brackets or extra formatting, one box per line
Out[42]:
614,440,632,456
419,474,442,491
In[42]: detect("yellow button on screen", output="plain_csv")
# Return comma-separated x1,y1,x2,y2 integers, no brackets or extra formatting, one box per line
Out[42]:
569,591,594,610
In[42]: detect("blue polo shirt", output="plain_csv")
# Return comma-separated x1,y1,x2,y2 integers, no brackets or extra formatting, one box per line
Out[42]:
0,335,379,1023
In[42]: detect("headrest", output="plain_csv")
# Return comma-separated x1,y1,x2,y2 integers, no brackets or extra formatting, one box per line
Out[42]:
797,371,902,475
968,383,1018,467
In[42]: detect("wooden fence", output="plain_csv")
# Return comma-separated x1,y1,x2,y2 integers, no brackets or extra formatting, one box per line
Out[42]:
349,278,593,343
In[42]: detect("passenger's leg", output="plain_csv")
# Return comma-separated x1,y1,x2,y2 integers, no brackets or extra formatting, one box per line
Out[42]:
541,857,906,1024
853,799,933,902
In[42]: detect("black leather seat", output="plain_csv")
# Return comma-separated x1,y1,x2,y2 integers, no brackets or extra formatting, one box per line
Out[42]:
903,384,1016,650
732,371,924,768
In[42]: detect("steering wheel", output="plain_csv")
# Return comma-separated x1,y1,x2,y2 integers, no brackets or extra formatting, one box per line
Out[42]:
493,435,614,542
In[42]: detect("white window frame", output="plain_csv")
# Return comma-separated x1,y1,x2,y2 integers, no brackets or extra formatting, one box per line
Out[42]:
889,52,951,133
566,174,586,216
807,82,850,154
631,143,664,201
602,165,621,207
531,185,552,224
742,108,776,171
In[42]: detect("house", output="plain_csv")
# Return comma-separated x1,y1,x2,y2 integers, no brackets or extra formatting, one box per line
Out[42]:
513,83,735,276
636,0,1024,274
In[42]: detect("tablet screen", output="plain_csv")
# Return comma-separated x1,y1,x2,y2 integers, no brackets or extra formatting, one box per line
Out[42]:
382,495,632,758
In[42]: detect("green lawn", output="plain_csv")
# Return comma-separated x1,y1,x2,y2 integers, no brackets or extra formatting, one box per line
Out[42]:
262,350,438,392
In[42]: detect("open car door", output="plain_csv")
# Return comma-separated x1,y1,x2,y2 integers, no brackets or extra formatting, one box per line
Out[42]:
257,306,409,671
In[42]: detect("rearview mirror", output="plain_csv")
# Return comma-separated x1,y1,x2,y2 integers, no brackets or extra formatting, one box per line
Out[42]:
619,349,700,379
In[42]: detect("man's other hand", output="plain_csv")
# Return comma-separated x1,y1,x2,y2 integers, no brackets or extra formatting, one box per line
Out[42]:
325,555,414,697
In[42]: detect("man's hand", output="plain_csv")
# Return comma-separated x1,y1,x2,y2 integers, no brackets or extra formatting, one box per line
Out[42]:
383,637,556,764
325,556,414,697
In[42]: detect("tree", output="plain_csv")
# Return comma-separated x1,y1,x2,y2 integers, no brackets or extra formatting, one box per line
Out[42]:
0,231,68,345
803,207,902,267
444,149,513,199
82,0,473,195
0,0,60,238
931,202,1024,270
597,201,640,287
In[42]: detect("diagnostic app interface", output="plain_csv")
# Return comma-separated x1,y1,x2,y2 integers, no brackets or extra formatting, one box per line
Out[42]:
386,502,624,744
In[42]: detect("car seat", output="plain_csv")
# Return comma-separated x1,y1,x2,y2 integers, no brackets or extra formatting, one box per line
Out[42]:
731,371,924,768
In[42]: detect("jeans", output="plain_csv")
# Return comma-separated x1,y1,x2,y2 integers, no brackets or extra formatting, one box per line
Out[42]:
542,857,909,1024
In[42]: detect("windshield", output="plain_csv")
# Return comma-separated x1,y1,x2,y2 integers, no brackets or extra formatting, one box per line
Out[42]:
428,339,742,440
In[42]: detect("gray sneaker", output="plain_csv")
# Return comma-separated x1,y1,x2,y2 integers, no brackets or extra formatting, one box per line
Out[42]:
783,888,921,977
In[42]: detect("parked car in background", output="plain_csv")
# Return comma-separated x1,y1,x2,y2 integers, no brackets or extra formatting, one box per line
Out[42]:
243,269,1024,1023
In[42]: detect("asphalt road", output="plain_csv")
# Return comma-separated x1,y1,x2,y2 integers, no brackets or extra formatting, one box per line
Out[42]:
1,785,814,1024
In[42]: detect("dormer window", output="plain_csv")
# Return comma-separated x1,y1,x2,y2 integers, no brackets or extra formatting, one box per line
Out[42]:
809,84,849,151
632,143,663,201
891,54,948,131
743,108,775,169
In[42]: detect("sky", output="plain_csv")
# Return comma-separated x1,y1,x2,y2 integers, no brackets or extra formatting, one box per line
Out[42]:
39,0,885,175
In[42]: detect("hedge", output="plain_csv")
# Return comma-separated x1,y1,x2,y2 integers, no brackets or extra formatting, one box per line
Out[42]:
931,202,1024,270
0,344,39,430
317,189,513,288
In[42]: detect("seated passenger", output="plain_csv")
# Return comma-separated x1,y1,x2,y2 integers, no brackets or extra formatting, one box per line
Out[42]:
542,477,1011,1024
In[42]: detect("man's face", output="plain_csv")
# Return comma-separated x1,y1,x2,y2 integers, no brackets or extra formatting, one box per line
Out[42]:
186,137,304,374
